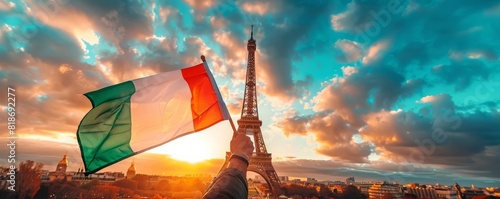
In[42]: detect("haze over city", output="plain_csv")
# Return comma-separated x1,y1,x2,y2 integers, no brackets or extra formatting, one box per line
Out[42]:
1,0,500,188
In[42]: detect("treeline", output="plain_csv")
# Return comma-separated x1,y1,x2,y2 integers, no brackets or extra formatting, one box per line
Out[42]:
31,179,206,199
0,160,210,199
283,184,368,199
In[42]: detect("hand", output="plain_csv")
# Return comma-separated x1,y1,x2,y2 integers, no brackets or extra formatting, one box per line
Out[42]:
230,132,254,159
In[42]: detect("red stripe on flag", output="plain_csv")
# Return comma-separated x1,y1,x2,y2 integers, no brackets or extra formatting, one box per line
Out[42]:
181,64,225,131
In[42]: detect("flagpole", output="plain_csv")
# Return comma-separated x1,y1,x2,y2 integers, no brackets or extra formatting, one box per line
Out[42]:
229,118,238,138
200,55,238,138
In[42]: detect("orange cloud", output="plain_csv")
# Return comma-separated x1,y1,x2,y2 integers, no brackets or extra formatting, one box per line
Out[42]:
242,1,273,15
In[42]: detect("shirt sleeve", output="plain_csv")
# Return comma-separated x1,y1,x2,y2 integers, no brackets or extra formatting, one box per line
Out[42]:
202,168,248,199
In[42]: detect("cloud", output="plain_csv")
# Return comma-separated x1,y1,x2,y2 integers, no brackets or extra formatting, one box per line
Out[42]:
184,0,217,12
212,30,247,80
276,98,500,178
360,98,500,178
273,159,500,186
432,59,493,91
275,110,371,163
24,25,85,65
241,1,274,16
3,0,500,186
330,0,405,33
220,85,243,115
361,40,389,65
275,110,311,136
256,1,335,102
334,39,363,63
311,66,421,126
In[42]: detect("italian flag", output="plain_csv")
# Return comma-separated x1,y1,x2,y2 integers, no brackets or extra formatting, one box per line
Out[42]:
77,62,230,174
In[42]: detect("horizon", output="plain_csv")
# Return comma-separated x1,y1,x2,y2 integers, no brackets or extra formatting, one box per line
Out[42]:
1,0,500,190
14,155,498,188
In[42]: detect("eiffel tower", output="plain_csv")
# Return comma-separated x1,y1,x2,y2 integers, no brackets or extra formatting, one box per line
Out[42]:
220,25,283,197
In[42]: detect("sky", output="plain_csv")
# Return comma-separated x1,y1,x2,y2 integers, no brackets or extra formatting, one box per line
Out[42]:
1,0,500,187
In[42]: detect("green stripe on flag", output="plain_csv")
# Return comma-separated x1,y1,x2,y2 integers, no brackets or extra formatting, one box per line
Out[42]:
77,81,136,174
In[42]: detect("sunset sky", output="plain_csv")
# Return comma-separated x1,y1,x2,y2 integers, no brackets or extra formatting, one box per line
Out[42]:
1,0,500,187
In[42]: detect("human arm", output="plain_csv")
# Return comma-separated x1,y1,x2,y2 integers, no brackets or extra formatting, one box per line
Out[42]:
202,132,254,199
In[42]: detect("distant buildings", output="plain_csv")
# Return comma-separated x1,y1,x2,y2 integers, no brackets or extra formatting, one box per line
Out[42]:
279,176,289,182
357,182,376,196
434,187,459,199
126,160,136,179
405,184,440,199
368,182,404,199
41,154,125,185
345,176,355,185
47,154,72,181
306,177,318,183
2,156,500,199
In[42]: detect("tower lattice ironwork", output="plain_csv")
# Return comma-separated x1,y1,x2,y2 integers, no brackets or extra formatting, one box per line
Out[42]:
219,25,283,197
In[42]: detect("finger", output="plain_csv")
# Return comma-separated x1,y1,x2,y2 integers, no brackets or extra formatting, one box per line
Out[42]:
245,141,254,150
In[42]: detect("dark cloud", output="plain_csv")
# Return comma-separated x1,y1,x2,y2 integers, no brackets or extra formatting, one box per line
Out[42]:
276,111,372,162
432,59,492,91
70,0,154,42
277,91,500,178
255,1,335,101
393,42,431,69
312,65,424,126
361,97,500,178
273,159,500,186
25,25,84,65
330,0,398,33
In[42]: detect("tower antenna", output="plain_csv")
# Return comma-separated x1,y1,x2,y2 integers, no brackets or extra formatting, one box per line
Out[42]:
251,25,254,40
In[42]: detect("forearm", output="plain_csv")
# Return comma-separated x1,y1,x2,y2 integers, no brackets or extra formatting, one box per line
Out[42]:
202,160,248,199
203,132,252,199
227,157,248,179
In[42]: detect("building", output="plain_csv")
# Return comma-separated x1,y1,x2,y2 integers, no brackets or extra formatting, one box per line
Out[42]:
357,182,376,196
328,181,346,194
48,154,73,181
434,188,459,199
279,176,289,182
405,186,438,199
368,183,404,199
306,177,317,183
40,154,124,186
462,189,486,199
126,160,136,179
345,176,355,185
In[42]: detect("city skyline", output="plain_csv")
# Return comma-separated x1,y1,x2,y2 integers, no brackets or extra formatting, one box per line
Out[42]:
1,0,500,188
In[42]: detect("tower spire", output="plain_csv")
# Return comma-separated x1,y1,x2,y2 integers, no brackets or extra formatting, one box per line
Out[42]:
241,24,258,119
250,25,254,40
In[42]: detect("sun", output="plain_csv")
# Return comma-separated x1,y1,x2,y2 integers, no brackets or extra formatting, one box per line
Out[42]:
149,133,213,163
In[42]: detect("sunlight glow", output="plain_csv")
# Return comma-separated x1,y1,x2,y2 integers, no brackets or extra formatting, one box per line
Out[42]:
368,153,379,161
147,123,233,163
149,134,212,163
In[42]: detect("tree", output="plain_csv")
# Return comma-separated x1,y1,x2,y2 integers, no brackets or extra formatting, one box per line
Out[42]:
95,185,119,199
317,184,332,198
113,179,138,190
153,194,163,199
133,174,150,190
81,179,99,190
342,185,363,199
17,160,43,199
35,180,85,199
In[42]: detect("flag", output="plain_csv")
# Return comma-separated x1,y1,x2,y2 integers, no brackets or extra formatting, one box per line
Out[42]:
77,62,230,174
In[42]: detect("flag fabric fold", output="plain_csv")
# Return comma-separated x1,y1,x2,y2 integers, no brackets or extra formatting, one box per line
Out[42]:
77,62,230,174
